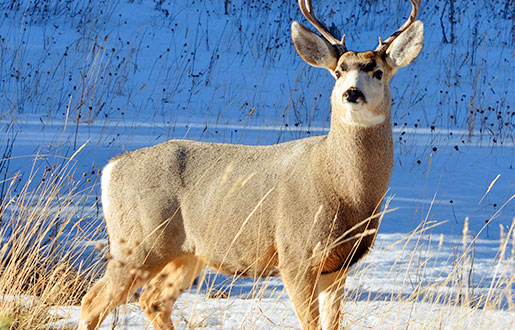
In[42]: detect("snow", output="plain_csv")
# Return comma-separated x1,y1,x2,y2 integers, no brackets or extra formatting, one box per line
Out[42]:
48,232,515,329
0,0,514,329
49,297,515,329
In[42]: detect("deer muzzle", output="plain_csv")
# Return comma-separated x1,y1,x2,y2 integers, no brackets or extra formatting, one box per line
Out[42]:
344,88,366,104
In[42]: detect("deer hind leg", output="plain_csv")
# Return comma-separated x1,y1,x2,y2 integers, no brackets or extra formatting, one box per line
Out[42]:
139,255,206,330
281,268,321,330
78,260,157,330
317,270,347,330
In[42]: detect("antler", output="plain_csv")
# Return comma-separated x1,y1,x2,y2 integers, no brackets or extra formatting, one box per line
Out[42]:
376,0,421,55
297,0,347,54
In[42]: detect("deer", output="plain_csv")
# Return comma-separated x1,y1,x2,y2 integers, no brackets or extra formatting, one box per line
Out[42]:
78,0,423,329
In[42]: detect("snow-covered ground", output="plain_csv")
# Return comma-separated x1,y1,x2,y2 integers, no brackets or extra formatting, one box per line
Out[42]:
0,0,514,329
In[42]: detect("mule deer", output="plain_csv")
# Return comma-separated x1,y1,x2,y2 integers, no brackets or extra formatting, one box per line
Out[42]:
79,0,423,329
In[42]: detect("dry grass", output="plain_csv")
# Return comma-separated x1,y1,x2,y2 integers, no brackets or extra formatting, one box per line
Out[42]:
90,191,513,329
0,146,105,329
0,152,513,329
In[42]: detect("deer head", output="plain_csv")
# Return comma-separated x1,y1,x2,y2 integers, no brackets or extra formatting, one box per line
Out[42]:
291,0,424,127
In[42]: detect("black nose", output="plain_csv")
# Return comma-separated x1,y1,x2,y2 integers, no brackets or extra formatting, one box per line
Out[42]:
344,88,365,103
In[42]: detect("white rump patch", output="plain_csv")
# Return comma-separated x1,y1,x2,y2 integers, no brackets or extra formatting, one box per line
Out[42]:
101,160,118,216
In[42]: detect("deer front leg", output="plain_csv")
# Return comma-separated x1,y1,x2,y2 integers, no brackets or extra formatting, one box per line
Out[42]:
317,270,347,330
281,268,320,330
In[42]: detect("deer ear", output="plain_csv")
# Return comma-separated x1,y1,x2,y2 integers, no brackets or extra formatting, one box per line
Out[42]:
291,21,338,71
385,20,424,69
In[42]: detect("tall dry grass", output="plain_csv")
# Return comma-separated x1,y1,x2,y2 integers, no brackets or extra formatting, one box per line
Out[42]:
0,150,512,329
83,191,515,329
0,146,105,329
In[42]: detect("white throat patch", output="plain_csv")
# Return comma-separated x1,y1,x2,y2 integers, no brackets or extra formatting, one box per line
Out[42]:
339,104,385,127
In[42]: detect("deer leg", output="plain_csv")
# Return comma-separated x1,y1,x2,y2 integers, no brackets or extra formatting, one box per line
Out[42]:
281,268,320,330
317,270,347,330
139,255,206,330
78,261,156,330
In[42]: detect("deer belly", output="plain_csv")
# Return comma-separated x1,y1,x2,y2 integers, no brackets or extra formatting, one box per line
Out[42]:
199,244,279,277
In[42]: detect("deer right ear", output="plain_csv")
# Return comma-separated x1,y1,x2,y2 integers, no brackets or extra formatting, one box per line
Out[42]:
292,21,338,71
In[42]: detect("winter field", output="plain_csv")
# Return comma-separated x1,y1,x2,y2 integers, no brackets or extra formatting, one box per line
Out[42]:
0,0,514,329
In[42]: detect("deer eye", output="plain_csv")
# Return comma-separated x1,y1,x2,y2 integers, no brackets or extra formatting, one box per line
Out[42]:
373,70,383,80
334,71,341,79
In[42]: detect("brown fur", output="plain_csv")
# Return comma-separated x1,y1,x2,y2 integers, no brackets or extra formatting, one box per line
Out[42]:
79,5,423,330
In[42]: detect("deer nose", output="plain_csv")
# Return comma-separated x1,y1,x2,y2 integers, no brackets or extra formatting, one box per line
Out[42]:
344,88,365,103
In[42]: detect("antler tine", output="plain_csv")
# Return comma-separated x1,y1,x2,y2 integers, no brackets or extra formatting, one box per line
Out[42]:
298,0,347,52
376,0,420,54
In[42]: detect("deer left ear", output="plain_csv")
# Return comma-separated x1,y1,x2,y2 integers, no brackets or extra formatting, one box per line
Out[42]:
385,20,424,69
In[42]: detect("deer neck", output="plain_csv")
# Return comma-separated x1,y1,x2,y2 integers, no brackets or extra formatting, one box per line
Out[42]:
323,105,394,209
